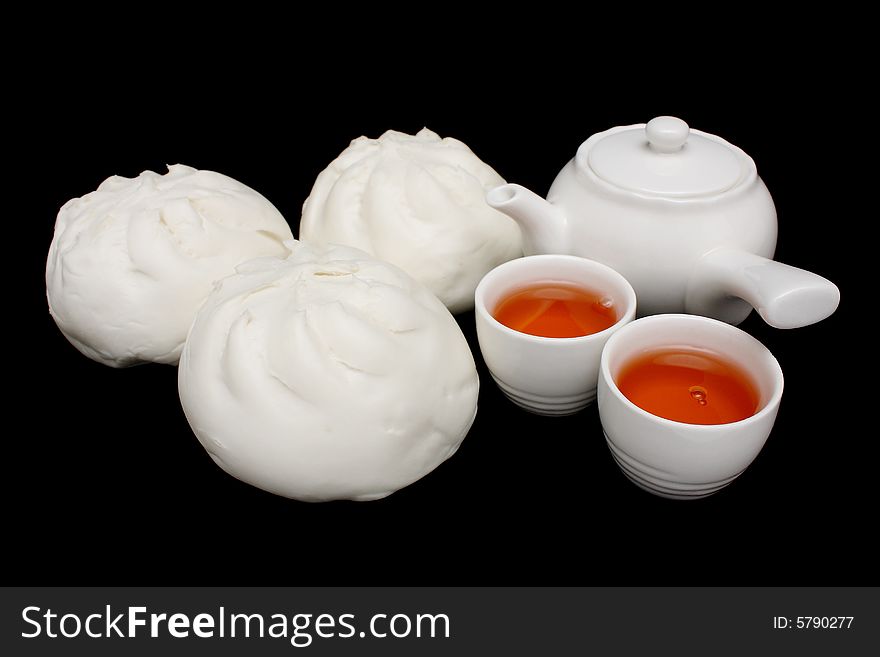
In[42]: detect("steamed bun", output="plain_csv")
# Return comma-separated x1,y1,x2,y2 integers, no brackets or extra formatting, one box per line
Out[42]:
177,241,479,501
300,128,522,313
46,164,293,366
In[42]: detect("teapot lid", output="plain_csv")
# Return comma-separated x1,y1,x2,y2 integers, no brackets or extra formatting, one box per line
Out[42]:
586,116,747,197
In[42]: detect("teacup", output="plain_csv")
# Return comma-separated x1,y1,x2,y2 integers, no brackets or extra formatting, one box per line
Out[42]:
598,314,784,499
475,255,637,415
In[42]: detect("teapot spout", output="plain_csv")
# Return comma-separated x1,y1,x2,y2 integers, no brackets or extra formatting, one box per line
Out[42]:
686,248,840,329
486,184,568,255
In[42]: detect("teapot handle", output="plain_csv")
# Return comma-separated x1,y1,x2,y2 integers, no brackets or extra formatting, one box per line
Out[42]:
685,248,840,329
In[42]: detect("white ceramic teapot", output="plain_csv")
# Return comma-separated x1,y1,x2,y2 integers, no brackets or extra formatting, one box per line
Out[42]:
486,116,839,328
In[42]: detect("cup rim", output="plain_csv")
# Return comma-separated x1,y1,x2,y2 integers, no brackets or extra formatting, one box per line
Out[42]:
599,313,784,430
474,254,638,344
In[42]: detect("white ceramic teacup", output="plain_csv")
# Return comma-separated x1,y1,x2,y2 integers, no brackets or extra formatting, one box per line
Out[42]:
598,314,784,499
475,255,637,416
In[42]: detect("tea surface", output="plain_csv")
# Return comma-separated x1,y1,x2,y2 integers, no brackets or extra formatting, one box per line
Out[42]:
616,347,760,425
492,282,617,338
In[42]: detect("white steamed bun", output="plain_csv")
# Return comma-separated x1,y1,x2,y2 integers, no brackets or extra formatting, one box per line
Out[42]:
177,241,479,501
46,164,293,366
300,128,522,313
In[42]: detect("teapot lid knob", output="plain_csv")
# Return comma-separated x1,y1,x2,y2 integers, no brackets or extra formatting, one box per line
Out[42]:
646,116,690,153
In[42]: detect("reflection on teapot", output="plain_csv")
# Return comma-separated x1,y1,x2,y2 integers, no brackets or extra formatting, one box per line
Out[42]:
487,116,839,329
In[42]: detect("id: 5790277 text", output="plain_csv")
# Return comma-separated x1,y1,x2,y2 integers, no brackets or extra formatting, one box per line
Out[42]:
773,616,853,629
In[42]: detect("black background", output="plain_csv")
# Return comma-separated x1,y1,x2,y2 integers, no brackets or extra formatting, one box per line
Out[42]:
12,32,872,585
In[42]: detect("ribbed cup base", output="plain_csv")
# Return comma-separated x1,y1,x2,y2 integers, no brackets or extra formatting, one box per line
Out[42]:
605,432,740,499
492,376,595,416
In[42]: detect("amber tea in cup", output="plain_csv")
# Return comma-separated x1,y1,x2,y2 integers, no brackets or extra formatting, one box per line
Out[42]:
475,255,636,415
492,282,618,338
616,346,761,425
597,314,784,498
